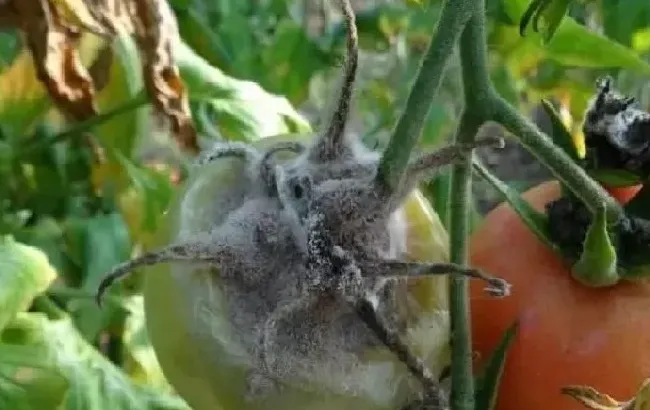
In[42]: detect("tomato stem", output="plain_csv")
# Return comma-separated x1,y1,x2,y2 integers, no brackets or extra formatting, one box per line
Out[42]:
376,0,473,194
490,96,625,223
447,7,494,409
448,112,482,410
376,0,626,407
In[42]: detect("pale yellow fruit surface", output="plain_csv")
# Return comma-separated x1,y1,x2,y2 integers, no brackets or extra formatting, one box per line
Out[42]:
143,136,452,410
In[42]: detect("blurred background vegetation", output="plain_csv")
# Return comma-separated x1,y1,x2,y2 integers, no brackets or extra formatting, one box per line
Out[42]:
0,0,648,408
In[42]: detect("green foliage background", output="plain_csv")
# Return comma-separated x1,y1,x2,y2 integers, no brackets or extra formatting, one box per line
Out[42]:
0,0,648,408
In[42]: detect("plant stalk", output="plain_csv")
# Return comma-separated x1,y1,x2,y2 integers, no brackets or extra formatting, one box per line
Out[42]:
447,112,482,410
447,4,493,408
376,0,473,193
490,96,624,223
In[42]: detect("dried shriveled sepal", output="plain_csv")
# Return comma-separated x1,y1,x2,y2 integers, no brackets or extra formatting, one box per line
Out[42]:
562,379,650,410
1,0,198,153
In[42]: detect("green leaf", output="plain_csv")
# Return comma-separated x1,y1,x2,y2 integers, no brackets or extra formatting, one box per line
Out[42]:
472,158,555,249
94,32,149,159
114,152,174,233
571,203,620,287
1,313,190,410
546,19,650,72
13,217,68,278
0,50,51,140
601,0,650,47
79,213,131,292
0,343,69,410
66,213,130,341
490,65,520,107
0,236,57,332
519,0,547,36
175,8,233,72
587,169,643,188
353,5,409,52
175,40,311,142
540,99,580,162
538,0,571,43
475,321,519,410
261,20,330,105
122,296,172,392
502,0,650,73
519,0,571,43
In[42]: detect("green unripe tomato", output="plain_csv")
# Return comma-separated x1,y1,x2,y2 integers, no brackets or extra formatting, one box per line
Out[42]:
143,134,452,410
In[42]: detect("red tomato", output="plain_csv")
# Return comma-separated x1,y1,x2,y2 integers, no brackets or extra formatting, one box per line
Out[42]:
469,180,650,410
603,184,642,204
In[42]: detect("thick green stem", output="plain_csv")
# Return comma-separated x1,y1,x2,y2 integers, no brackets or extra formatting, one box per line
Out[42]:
490,96,624,223
447,112,482,410
376,0,473,192
448,6,492,409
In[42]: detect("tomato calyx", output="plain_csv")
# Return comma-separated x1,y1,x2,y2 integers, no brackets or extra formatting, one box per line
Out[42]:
543,177,650,286
562,379,650,410
537,77,650,286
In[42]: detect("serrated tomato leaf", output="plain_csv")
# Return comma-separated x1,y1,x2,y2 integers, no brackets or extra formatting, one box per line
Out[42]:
475,321,519,410
0,343,69,410
472,158,555,249
1,313,190,410
261,20,330,105
0,236,57,332
175,40,312,142
122,296,172,392
504,0,650,73
519,0,547,36
63,212,130,342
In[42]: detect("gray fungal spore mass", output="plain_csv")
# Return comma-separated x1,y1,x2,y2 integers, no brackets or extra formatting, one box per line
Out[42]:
583,76,650,177
94,0,509,408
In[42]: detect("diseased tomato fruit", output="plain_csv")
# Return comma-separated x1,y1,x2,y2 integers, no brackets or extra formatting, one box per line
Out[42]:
142,134,454,410
469,180,650,410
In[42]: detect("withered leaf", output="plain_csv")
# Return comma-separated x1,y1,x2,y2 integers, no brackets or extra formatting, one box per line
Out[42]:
15,0,97,121
1,0,198,153
130,0,198,153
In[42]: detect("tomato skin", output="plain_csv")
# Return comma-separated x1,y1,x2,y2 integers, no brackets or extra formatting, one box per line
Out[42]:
469,180,650,410
602,184,642,205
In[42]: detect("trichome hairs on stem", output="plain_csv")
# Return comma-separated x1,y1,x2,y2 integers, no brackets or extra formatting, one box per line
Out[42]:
96,1,508,408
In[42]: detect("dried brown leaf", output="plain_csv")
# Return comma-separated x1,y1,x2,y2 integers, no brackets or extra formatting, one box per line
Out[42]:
130,0,198,154
2,0,197,153
0,0,20,27
13,0,97,121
